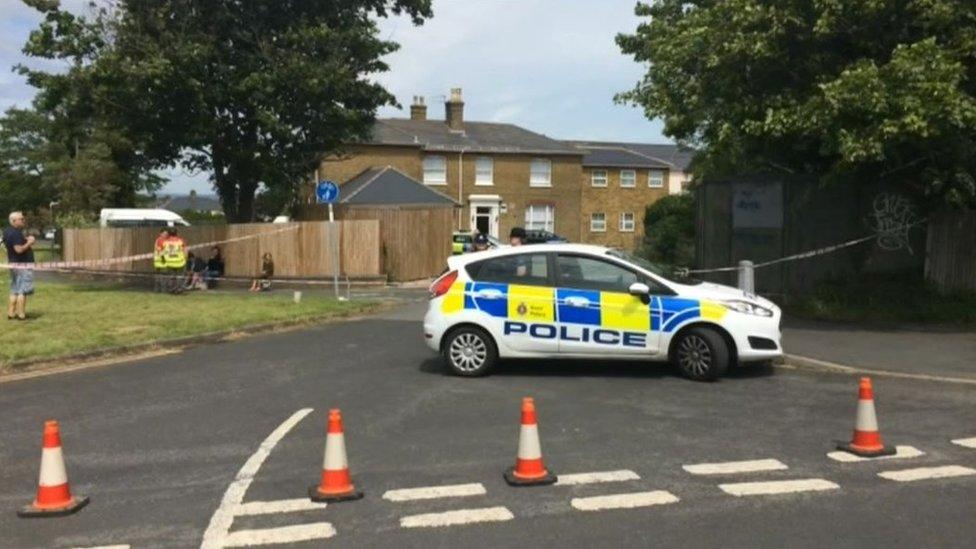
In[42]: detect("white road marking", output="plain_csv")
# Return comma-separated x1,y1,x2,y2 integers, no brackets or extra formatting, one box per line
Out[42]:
383,482,486,502
827,445,924,462
233,498,327,516
399,506,514,528
719,478,839,497
72,546,131,549
877,465,976,482
199,408,314,549
570,490,679,511
682,459,787,475
223,522,336,547
555,469,640,486
951,437,976,449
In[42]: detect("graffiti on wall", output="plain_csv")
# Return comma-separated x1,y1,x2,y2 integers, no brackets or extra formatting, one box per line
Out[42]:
869,193,919,253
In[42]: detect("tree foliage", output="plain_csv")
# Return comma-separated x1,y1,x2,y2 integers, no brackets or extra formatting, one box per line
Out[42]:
640,193,695,266
20,0,432,222
617,0,976,208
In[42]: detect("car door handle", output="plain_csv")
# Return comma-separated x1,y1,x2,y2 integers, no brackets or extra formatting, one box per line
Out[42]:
474,289,504,300
563,296,590,308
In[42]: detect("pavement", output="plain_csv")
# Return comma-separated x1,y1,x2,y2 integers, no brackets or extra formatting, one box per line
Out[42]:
782,317,976,379
1,299,975,548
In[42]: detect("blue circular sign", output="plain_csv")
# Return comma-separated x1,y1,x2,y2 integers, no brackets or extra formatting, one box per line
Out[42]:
316,180,339,204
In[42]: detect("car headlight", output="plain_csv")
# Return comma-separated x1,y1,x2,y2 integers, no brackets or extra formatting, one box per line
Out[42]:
721,300,774,317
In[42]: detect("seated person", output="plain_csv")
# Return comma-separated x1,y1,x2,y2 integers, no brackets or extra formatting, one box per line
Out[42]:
206,247,225,288
250,252,274,292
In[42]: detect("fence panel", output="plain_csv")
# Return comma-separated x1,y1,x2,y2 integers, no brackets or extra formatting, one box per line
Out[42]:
925,210,976,292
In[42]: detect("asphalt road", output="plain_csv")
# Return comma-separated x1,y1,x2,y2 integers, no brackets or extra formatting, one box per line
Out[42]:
2,300,975,548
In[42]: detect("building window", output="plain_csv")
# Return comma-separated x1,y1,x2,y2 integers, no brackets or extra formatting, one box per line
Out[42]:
648,169,665,188
475,156,493,185
530,158,551,187
525,204,555,231
590,213,606,232
620,212,636,232
591,170,608,187
423,155,447,185
620,169,636,188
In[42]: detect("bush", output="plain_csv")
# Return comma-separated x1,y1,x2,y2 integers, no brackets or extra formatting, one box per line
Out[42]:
639,193,695,266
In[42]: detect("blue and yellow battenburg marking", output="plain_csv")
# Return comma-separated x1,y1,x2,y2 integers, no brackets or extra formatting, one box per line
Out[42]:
441,282,726,333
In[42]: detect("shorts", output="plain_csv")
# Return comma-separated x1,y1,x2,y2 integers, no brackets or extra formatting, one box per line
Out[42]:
9,268,35,296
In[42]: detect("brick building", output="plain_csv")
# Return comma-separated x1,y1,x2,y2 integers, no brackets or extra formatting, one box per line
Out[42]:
316,89,692,250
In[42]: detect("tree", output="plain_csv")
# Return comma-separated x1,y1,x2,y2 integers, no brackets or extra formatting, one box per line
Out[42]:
640,194,695,266
20,0,432,222
617,1,976,209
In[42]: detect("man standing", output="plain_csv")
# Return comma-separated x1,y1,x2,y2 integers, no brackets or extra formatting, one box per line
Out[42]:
153,228,168,292
160,228,187,294
3,211,36,320
509,227,526,246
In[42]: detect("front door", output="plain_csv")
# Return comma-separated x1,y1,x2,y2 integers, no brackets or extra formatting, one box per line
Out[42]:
475,206,492,235
469,197,500,237
553,253,661,356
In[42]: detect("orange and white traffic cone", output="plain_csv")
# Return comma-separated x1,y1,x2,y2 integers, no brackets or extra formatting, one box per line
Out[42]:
18,420,89,518
504,397,557,486
837,377,896,457
308,409,363,502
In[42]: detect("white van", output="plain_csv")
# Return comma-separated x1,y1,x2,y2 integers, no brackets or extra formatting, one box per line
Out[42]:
99,209,191,228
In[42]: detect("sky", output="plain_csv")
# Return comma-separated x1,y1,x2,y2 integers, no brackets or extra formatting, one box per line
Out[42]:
1,0,666,195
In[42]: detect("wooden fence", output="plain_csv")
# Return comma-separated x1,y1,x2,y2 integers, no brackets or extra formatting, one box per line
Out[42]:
925,209,976,292
62,221,382,279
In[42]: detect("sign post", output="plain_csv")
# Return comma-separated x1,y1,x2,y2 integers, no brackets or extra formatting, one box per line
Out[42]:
315,176,341,298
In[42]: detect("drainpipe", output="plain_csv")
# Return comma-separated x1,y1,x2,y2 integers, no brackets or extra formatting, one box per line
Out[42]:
458,148,466,230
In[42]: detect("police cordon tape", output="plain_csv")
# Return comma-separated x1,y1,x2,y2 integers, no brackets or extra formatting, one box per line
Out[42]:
0,225,300,271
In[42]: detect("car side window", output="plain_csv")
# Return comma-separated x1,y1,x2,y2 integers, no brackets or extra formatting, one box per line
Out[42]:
556,254,642,293
467,253,549,286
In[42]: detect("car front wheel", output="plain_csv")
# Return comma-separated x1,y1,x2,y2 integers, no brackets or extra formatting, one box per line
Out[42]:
442,326,497,377
672,327,730,381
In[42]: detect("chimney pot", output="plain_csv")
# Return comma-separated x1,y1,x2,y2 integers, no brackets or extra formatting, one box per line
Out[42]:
410,95,427,121
445,87,464,131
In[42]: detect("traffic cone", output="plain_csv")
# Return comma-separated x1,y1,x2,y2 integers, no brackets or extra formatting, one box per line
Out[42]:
308,409,363,502
18,420,89,518
837,377,896,457
504,397,557,486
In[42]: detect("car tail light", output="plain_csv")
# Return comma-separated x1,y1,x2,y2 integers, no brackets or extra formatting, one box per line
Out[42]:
429,270,459,299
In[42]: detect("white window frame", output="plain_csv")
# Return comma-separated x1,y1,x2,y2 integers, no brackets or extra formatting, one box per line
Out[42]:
524,204,555,231
590,212,606,232
529,158,552,187
620,212,636,232
475,156,493,186
620,169,636,188
423,155,447,185
648,169,665,188
591,169,608,187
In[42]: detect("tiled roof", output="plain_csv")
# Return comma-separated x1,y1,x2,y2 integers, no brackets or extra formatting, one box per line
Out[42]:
366,118,581,155
565,140,695,171
156,194,222,212
574,147,672,169
340,166,458,206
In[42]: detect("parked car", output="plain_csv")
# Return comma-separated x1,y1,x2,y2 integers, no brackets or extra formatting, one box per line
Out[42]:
523,229,568,244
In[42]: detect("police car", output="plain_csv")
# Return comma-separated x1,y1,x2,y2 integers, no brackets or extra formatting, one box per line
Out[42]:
423,244,782,381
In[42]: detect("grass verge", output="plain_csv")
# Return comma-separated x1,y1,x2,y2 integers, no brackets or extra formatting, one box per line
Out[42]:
0,279,376,366
784,272,976,325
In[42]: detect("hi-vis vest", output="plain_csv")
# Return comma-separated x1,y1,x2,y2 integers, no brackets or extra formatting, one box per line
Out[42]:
153,238,166,269
160,236,186,269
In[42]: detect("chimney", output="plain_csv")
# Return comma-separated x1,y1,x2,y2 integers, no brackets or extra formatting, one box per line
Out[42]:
410,95,427,121
445,87,464,131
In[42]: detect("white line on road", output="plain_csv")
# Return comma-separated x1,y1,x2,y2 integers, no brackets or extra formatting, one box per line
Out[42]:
383,483,486,502
951,437,976,449
199,408,315,549
682,459,787,475
719,478,839,497
826,445,924,463
233,498,327,516
72,545,131,549
399,506,514,528
570,490,679,511
223,522,336,547
877,465,976,482
555,470,640,486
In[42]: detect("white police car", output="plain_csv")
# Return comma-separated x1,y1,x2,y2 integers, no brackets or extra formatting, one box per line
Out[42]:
423,244,781,381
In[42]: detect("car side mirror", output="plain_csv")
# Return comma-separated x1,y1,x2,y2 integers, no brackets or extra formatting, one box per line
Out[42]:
628,282,650,296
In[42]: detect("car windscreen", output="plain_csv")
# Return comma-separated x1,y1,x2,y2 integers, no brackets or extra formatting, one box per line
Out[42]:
605,249,700,285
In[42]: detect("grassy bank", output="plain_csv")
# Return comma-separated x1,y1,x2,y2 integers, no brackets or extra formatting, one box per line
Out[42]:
0,280,376,366
784,273,976,325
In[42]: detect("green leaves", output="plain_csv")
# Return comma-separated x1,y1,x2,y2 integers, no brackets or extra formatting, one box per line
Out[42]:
618,0,976,208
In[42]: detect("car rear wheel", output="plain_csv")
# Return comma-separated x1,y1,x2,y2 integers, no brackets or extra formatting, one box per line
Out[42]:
672,327,729,381
443,326,497,377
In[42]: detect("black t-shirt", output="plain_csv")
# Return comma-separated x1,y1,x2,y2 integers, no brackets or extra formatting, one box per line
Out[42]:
2,227,34,263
